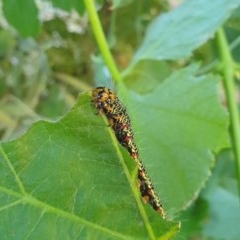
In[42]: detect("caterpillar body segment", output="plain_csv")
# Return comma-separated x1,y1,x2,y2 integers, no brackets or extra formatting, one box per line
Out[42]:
92,86,165,219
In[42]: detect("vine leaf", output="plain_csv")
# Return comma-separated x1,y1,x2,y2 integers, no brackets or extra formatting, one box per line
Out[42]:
0,93,179,240
130,0,240,68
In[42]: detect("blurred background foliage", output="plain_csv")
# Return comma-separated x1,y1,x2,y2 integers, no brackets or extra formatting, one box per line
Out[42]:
0,0,239,239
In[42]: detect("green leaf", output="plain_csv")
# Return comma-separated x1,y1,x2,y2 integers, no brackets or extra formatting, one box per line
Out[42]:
203,184,240,239
127,65,229,215
0,93,179,239
130,0,240,68
2,0,40,37
201,152,240,240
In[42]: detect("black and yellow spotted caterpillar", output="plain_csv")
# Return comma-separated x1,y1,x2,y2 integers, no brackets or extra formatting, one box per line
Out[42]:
92,86,165,218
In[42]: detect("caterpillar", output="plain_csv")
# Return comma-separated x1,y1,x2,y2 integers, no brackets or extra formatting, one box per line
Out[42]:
92,86,165,219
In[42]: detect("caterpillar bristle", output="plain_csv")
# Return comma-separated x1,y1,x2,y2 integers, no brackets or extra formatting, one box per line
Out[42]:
92,87,165,219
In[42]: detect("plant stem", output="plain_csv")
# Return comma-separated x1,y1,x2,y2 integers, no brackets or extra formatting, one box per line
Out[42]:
83,0,121,85
216,28,240,196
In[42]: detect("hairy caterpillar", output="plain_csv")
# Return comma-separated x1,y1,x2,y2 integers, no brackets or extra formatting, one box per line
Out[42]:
92,86,165,218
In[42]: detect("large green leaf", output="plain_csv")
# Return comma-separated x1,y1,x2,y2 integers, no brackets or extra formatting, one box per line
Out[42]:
0,93,179,240
126,65,229,215
2,0,40,37
130,0,240,68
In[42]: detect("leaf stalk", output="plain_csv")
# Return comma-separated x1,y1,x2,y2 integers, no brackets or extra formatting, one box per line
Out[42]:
216,28,240,196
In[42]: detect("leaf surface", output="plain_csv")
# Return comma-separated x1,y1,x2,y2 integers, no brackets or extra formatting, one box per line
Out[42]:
127,65,229,215
0,93,179,240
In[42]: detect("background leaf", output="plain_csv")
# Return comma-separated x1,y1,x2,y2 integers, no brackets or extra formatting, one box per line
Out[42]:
2,0,40,37
201,151,240,240
0,92,179,240
130,0,240,68
179,151,240,239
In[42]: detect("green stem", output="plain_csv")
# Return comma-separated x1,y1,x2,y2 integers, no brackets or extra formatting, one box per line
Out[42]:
216,28,240,195
83,0,121,85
